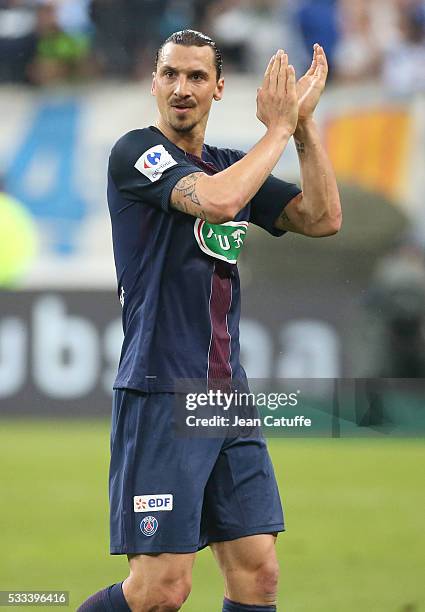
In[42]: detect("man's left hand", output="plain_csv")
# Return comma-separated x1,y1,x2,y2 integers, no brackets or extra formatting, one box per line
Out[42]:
296,44,328,124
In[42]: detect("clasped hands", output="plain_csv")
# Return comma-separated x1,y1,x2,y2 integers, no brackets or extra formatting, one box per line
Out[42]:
256,45,329,137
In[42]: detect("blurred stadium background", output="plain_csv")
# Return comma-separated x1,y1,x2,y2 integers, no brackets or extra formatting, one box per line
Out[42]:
1,0,425,610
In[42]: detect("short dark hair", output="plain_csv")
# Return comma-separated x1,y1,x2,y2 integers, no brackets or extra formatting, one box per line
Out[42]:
155,29,223,80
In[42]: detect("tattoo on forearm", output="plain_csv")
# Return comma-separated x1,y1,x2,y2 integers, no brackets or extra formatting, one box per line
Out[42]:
295,141,305,155
171,172,206,220
274,193,304,233
279,210,290,224
276,207,297,232
174,173,201,205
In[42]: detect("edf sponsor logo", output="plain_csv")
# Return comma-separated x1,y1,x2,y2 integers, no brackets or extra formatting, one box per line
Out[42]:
134,494,173,512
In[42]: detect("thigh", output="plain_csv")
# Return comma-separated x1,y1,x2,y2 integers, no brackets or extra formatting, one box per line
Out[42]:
200,433,284,546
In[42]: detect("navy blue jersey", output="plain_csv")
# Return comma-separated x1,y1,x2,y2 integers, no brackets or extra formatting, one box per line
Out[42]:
107,126,301,392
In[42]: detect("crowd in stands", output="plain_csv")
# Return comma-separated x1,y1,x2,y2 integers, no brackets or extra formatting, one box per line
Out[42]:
0,0,424,93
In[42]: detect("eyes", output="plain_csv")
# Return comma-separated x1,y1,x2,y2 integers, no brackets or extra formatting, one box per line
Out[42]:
162,70,206,82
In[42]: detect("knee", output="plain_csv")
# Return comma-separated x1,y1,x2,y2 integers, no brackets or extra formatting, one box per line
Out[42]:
126,575,191,611
158,577,191,611
253,559,279,601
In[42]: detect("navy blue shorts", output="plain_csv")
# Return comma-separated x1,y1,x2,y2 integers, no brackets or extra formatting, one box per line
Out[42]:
109,389,284,554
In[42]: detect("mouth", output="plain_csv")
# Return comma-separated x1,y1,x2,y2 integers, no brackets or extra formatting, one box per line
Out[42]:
171,104,194,115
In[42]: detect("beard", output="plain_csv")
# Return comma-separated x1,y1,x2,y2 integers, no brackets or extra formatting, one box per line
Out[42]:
169,117,198,133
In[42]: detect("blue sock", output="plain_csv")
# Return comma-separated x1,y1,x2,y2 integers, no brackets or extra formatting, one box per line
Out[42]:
77,582,130,611
222,597,277,612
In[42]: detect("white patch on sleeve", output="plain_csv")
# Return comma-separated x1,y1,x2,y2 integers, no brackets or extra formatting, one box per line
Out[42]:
134,145,177,182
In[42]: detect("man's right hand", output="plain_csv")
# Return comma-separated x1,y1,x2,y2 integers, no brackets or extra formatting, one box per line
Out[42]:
256,50,298,136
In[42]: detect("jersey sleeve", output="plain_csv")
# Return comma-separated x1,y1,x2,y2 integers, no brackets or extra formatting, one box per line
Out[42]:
227,148,301,237
250,173,302,237
108,128,203,213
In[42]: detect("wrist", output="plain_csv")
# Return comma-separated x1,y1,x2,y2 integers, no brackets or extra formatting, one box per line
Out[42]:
294,117,316,141
266,125,293,143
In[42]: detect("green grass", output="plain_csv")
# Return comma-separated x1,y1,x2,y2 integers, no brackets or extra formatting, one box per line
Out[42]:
0,420,424,611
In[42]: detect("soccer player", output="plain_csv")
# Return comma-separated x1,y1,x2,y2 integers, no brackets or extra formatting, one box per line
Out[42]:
78,30,341,612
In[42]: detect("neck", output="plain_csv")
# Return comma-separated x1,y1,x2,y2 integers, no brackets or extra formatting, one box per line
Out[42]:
155,116,205,158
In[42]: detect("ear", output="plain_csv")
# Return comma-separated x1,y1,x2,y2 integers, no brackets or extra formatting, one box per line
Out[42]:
151,72,157,96
213,77,225,101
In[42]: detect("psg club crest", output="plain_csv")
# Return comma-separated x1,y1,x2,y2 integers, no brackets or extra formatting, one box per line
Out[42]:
140,515,158,537
194,219,249,264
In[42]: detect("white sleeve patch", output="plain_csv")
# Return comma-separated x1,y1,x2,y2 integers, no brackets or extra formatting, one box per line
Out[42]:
134,144,178,182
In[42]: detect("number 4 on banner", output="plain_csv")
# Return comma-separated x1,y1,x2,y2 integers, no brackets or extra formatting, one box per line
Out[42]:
6,100,87,255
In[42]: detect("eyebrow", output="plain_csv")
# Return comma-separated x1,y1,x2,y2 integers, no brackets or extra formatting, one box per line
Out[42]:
160,64,210,78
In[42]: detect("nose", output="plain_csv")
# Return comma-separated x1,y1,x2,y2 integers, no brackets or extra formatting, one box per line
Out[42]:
174,75,190,98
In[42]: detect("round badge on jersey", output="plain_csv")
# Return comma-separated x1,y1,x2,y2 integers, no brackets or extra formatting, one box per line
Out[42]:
140,516,158,537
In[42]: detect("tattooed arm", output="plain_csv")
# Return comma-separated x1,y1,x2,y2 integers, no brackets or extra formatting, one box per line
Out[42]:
169,117,294,225
170,172,207,220
275,45,341,236
275,120,341,236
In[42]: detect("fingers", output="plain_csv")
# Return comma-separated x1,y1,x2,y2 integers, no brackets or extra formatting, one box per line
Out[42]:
313,44,328,80
269,50,282,93
286,64,296,97
306,45,318,76
305,44,329,81
257,50,298,132
277,50,288,95
264,50,297,99
264,49,289,93
263,54,275,89
318,44,329,72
